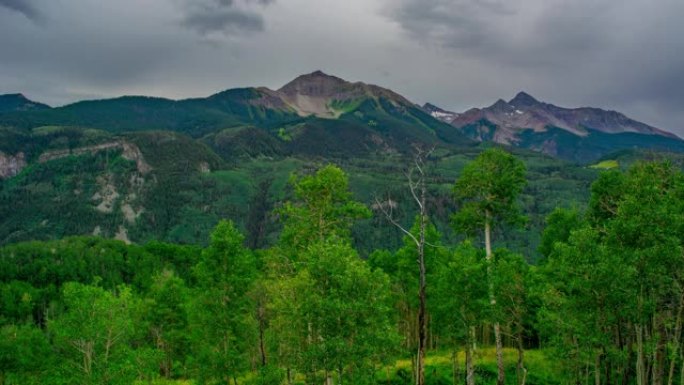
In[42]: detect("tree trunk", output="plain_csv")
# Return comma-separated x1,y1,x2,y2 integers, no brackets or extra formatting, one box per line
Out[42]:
485,213,505,385
380,149,432,385
624,337,633,385
416,179,428,385
636,323,645,385
668,292,684,385
258,305,267,367
655,313,666,385
517,330,527,385
595,352,601,385
452,350,459,385
466,327,476,385
680,348,684,385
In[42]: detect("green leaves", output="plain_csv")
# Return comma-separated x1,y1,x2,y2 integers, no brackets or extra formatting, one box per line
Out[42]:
188,220,258,383
279,165,370,251
452,148,527,235
267,239,398,380
538,160,684,382
432,241,488,342
49,282,147,385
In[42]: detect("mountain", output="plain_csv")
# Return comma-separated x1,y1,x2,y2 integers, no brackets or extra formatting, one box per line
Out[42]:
278,70,413,118
2,72,682,256
0,71,473,158
422,103,459,123
4,76,682,164
442,91,683,162
0,93,50,113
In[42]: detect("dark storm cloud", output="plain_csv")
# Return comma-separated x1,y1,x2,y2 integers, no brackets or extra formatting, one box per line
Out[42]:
0,0,41,21
179,0,275,36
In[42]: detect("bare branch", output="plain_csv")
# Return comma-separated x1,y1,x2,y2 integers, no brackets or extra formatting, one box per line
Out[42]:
373,195,420,248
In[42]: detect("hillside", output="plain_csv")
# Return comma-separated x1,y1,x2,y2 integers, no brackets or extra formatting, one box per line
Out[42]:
0,125,596,260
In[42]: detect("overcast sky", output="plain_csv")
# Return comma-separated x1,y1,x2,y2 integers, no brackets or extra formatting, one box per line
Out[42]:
1,0,683,134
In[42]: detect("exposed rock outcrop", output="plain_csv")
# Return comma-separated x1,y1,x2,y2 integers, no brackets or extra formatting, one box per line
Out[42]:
38,141,152,174
0,152,27,178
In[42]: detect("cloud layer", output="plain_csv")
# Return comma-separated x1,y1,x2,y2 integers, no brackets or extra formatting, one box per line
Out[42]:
0,0,41,21
179,0,275,37
0,0,682,134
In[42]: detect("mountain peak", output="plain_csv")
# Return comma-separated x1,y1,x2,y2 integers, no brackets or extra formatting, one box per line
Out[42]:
509,91,539,107
489,99,512,112
0,93,51,112
1,93,29,101
423,103,446,113
278,70,350,96
309,70,329,77
423,103,459,123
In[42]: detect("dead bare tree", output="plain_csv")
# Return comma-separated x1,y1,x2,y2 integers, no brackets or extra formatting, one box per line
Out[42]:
375,147,433,385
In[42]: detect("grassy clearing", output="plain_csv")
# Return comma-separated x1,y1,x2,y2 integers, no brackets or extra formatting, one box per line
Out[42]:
589,159,619,169
379,348,559,385
134,348,558,385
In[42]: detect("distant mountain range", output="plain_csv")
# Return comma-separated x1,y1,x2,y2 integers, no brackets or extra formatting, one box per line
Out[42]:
424,91,682,162
1,71,683,163
1,71,683,248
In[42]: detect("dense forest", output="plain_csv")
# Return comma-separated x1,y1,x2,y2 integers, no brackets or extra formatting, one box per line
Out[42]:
1,148,683,385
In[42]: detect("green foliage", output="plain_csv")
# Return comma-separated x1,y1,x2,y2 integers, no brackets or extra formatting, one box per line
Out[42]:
142,270,189,378
539,160,684,383
452,148,527,235
188,220,257,384
431,241,488,345
0,323,53,384
49,282,155,385
268,240,398,383
538,207,584,258
4,152,684,385
279,164,370,251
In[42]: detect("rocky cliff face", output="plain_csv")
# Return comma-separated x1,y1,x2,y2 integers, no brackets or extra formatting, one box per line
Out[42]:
0,152,27,178
37,141,152,174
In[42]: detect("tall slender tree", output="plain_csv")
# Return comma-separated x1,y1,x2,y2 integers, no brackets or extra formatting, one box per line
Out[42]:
432,241,488,385
188,220,257,385
452,147,526,385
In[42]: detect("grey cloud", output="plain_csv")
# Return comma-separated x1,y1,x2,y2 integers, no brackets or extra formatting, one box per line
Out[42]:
179,0,274,36
0,0,41,21
0,0,683,135
387,0,684,133
389,0,617,67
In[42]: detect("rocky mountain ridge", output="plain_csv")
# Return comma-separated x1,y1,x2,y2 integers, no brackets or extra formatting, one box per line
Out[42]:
1,73,682,164
437,91,677,143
